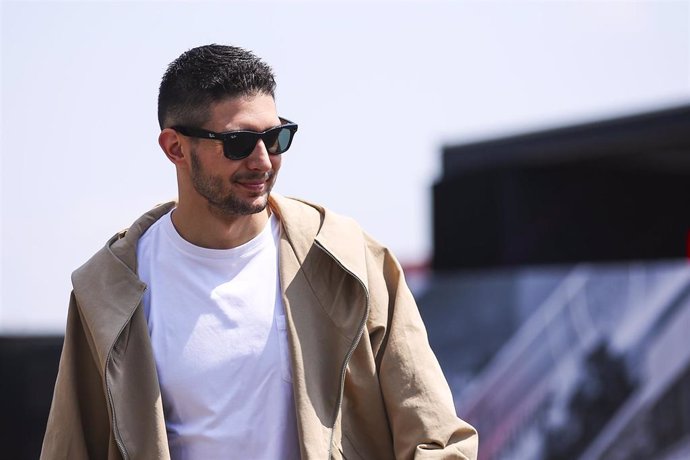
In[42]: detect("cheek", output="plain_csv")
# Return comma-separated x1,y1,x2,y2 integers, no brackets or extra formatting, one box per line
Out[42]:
270,155,282,173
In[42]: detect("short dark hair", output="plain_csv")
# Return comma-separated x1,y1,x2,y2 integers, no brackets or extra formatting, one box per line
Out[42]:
157,44,276,129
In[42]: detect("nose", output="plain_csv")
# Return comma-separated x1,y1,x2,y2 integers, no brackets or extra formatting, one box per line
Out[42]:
245,139,272,171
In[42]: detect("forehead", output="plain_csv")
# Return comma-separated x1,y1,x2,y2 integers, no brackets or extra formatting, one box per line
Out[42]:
206,93,279,132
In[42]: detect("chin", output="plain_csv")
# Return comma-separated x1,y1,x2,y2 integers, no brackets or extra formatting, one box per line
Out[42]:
247,199,269,214
247,191,271,208
235,193,271,216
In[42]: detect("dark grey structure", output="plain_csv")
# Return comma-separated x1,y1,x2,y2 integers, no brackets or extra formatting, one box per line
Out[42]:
0,336,62,460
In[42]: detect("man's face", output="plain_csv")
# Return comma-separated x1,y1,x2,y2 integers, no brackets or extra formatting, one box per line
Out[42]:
184,93,282,217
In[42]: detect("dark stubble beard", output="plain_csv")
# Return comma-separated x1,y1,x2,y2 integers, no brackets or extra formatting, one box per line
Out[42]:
190,149,274,216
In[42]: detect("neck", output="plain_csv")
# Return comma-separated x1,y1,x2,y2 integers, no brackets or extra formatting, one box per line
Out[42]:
171,198,270,250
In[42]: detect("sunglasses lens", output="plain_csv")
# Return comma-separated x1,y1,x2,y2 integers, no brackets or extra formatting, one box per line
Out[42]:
222,125,294,159
264,127,293,155
263,128,281,154
277,128,293,153
224,133,259,160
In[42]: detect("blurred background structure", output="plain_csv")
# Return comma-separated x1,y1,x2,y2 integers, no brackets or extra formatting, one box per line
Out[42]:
419,104,690,459
2,1,690,459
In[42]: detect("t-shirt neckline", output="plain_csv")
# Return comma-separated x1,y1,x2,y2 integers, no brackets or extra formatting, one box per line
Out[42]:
161,210,278,260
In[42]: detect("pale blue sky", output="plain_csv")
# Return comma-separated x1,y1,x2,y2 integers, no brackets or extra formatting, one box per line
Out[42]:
2,0,689,332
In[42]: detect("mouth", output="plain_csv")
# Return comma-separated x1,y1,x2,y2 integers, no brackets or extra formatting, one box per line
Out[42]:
235,172,273,193
238,181,267,192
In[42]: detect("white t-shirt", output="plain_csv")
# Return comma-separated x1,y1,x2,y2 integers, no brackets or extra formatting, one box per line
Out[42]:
136,210,300,460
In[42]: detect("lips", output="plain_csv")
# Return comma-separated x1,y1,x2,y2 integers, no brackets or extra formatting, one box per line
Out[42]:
234,172,272,190
234,172,273,193
238,181,266,191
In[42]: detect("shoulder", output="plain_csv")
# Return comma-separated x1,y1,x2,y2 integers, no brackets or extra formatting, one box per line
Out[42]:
270,193,372,241
272,193,391,248
271,194,397,283
72,201,176,294
269,194,324,229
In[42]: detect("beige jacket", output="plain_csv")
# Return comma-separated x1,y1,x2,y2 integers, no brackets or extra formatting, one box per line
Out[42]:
41,195,477,460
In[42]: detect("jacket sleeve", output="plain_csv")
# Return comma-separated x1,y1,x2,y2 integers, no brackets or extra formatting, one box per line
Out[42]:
41,292,119,460
373,247,478,460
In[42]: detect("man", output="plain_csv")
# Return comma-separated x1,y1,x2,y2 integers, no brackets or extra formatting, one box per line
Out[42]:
41,44,477,460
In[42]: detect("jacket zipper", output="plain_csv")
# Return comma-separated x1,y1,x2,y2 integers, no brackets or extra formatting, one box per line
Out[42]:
104,288,145,460
105,356,129,460
315,241,370,459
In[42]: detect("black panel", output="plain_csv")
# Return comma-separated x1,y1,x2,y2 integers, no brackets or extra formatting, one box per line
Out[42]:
433,104,690,270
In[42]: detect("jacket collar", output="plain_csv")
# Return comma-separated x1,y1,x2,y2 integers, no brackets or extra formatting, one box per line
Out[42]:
269,194,369,287
71,202,176,370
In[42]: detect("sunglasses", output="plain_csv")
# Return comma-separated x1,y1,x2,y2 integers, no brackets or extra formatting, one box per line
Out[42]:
172,118,298,160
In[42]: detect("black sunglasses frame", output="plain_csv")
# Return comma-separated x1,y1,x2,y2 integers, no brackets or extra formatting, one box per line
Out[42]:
172,117,298,160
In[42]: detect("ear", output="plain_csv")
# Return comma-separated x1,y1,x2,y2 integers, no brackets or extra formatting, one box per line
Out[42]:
159,128,187,166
